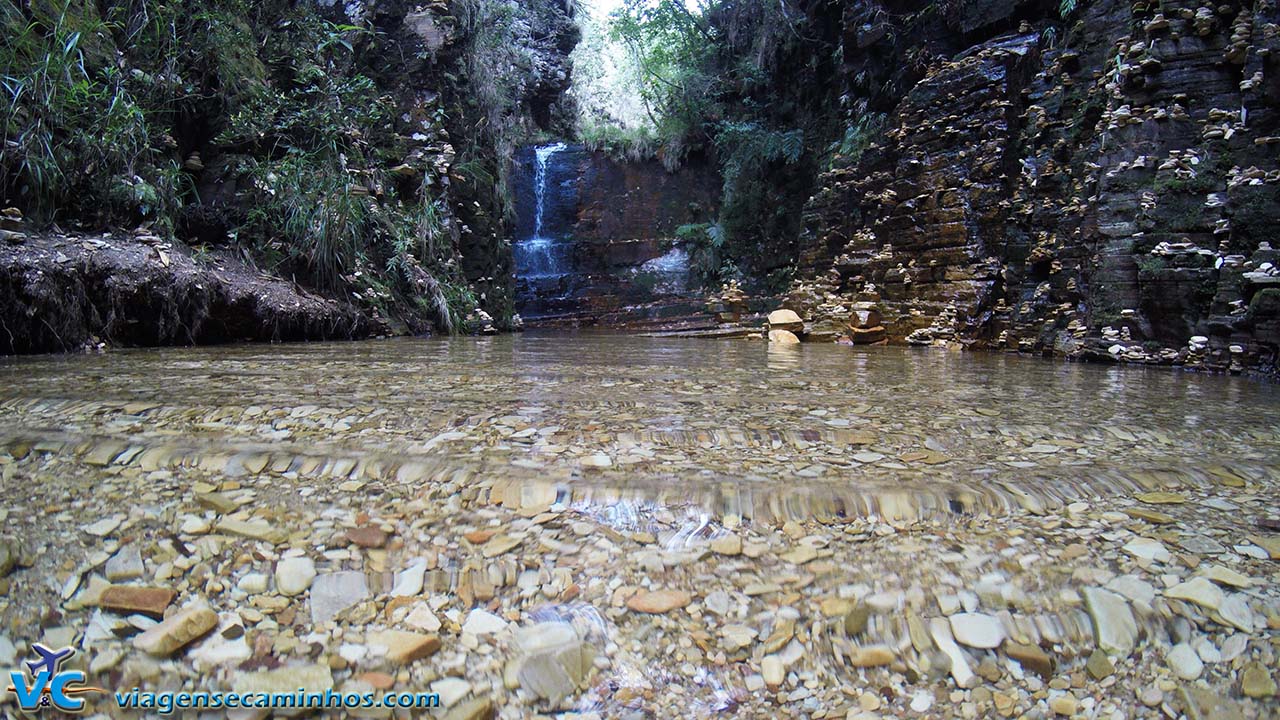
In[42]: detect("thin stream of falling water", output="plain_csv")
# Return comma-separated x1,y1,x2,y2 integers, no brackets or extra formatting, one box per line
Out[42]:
533,142,566,240
519,142,569,279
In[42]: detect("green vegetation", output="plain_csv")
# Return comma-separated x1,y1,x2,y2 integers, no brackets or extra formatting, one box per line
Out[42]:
1,2,161,222
454,0,550,220
0,0,488,332
677,221,733,286
585,0,846,287
1135,255,1166,275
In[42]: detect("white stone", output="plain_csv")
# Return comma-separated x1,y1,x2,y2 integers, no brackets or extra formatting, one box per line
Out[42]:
1083,587,1138,655
1199,564,1253,588
180,516,210,535
462,609,507,636
310,571,369,625
1234,544,1270,560
276,557,317,597
83,516,124,537
1165,577,1224,611
866,591,900,613
390,559,427,597
431,677,472,708
105,547,144,582
1216,593,1254,632
1122,537,1170,563
936,593,961,616
0,635,16,666
768,309,803,329
704,590,731,616
580,454,612,468
512,621,591,704
1192,637,1221,663
720,624,757,652
190,622,252,670
929,617,977,689
949,613,1006,649
762,655,785,687
1220,634,1248,661
1166,643,1203,680
1105,575,1156,605
404,604,441,633
237,573,269,594
232,665,333,717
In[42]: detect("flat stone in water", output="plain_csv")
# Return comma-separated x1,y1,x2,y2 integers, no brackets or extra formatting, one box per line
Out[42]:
99,586,175,618
82,517,123,537
2,336,1279,719
1166,643,1203,680
104,546,143,582
367,629,441,665
1121,537,1170,563
233,663,333,699
949,613,1005,649
1166,577,1224,611
133,606,218,656
1135,492,1186,504
275,557,317,596
1241,663,1277,698
310,571,369,625
1083,587,1137,655
1085,649,1115,680
462,609,508,635
626,589,692,614
1124,508,1175,524
1178,534,1227,555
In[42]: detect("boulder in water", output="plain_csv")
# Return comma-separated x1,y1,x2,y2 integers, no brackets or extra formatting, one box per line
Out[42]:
768,309,804,332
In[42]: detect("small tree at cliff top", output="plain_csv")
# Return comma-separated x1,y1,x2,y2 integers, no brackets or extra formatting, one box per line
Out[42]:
609,0,721,167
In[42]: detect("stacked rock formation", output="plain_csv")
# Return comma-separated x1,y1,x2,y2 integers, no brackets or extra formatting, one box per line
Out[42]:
796,0,1280,375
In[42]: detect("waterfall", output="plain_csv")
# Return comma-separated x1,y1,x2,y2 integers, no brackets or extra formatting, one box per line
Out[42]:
518,142,569,279
533,142,566,239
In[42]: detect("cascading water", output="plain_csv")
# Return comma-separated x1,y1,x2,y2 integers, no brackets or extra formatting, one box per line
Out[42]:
513,141,698,324
517,142,569,279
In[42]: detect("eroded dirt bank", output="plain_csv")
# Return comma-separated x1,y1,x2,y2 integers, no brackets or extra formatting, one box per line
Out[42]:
0,231,378,354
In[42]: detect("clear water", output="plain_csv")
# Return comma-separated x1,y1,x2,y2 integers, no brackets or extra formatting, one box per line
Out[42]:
2,335,1277,717
2,334,1276,520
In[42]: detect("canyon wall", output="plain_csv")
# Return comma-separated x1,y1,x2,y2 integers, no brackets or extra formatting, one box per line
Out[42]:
511,146,720,324
0,0,581,352
795,0,1280,374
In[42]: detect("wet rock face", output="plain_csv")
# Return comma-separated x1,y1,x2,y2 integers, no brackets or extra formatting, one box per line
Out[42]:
801,0,1280,374
806,34,1040,340
510,147,719,324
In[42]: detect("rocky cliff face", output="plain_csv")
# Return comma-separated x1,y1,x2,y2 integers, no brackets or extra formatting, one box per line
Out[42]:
510,146,720,323
280,0,583,330
0,0,580,353
797,0,1280,374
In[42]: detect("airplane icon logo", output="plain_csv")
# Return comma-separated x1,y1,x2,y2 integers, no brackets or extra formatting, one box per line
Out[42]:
25,644,75,678
7,643,106,713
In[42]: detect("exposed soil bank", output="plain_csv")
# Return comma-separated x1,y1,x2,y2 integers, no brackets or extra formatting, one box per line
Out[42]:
0,232,379,354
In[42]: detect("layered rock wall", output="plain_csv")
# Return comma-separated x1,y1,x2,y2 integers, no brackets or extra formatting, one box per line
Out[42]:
511,147,720,323
799,0,1280,373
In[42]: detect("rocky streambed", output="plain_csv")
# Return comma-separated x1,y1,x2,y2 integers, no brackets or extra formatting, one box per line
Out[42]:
0,335,1277,719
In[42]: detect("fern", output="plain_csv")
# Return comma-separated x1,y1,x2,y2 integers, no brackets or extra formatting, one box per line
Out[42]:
714,121,804,185
1059,0,1078,18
